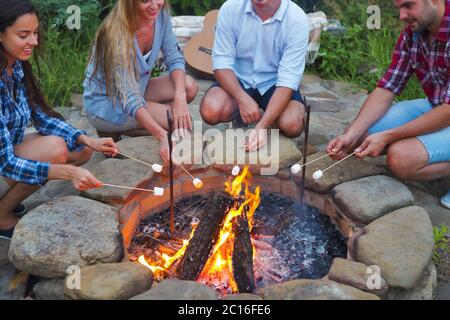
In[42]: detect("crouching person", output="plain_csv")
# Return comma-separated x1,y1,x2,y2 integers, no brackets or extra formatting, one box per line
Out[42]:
0,0,118,238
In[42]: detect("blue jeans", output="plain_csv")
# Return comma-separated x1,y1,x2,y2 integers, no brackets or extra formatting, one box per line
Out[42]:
368,98,450,164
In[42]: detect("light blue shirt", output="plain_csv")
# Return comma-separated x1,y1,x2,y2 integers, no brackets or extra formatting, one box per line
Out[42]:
212,0,309,95
83,9,185,125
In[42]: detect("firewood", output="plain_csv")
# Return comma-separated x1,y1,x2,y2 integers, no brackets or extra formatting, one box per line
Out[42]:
232,212,256,293
176,192,233,280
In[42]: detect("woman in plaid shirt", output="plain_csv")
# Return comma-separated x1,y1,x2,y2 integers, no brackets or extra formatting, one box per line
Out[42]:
0,0,119,238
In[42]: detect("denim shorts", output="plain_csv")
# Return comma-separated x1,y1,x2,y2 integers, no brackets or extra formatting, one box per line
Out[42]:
368,98,450,164
209,80,304,111
87,114,139,133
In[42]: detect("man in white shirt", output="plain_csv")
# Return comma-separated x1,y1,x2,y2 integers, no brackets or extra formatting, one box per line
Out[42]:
200,0,309,151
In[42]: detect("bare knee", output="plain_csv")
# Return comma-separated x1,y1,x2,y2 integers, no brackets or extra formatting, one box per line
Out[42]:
279,116,304,138
387,143,415,179
200,95,222,125
185,76,198,103
70,147,93,166
47,136,69,164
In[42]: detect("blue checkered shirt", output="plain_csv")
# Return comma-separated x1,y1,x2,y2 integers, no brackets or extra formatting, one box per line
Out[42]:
0,62,86,185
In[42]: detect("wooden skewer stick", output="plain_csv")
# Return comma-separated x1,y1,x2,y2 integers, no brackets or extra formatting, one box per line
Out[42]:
167,110,175,236
300,98,311,206
117,151,163,173
322,151,357,174
173,158,195,180
303,153,331,168
117,151,152,168
102,183,162,195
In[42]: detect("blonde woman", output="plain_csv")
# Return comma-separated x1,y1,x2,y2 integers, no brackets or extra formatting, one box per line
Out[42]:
83,0,198,163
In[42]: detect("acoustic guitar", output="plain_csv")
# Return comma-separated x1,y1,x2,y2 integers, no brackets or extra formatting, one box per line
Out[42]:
183,10,219,80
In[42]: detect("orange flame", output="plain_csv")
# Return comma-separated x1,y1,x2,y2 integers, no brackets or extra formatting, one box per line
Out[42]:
138,166,261,294
138,223,197,278
197,166,261,293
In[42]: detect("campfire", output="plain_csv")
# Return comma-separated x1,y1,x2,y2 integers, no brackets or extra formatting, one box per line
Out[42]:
132,166,347,296
138,166,261,294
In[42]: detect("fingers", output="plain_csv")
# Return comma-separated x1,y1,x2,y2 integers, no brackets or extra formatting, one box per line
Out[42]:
355,140,370,158
74,170,103,191
187,114,193,131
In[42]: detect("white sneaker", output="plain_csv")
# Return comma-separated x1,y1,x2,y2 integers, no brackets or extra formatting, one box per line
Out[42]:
441,190,450,209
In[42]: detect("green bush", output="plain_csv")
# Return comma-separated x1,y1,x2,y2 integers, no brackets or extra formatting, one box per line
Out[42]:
309,0,424,101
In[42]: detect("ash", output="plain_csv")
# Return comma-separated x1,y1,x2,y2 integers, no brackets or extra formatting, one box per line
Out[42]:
252,193,347,288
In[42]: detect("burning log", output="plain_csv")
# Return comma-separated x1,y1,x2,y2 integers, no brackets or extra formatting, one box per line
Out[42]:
176,192,233,280
232,212,256,293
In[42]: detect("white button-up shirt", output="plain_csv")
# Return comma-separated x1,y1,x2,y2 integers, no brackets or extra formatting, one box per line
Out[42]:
212,0,309,95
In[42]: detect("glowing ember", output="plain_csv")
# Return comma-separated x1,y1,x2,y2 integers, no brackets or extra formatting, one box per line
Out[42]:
138,222,198,278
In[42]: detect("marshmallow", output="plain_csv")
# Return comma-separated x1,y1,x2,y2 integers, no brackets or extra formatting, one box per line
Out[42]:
193,178,204,189
232,166,240,176
313,170,323,180
291,164,302,175
152,164,163,173
153,187,164,196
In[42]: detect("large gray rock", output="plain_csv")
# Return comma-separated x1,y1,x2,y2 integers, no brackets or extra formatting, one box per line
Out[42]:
130,279,218,300
328,258,388,296
308,112,347,146
256,279,380,300
9,196,123,278
64,262,153,300
355,206,434,289
299,152,385,194
409,187,450,228
205,130,302,176
385,263,437,300
23,179,80,212
332,175,414,224
33,278,65,300
82,158,154,204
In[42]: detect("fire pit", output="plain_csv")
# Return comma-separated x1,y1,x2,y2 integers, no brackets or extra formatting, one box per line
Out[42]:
125,166,347,296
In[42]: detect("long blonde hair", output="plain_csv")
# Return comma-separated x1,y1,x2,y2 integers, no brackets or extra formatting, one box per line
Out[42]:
90,0,170,100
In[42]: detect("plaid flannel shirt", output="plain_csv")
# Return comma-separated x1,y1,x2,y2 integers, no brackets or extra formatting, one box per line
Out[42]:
0,61,85,185
378,0,450,107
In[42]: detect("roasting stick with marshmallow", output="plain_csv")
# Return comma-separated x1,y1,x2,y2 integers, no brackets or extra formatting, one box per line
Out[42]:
313,151,357,180
102,183,164,196
117,151,163,173
172,158,204,189
290,153,333,175
232,147,246,176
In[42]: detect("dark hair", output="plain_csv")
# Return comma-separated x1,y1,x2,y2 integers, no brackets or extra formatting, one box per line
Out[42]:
0,0,62,118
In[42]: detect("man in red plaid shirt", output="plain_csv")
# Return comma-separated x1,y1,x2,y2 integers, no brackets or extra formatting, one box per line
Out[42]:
327,0,450,209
